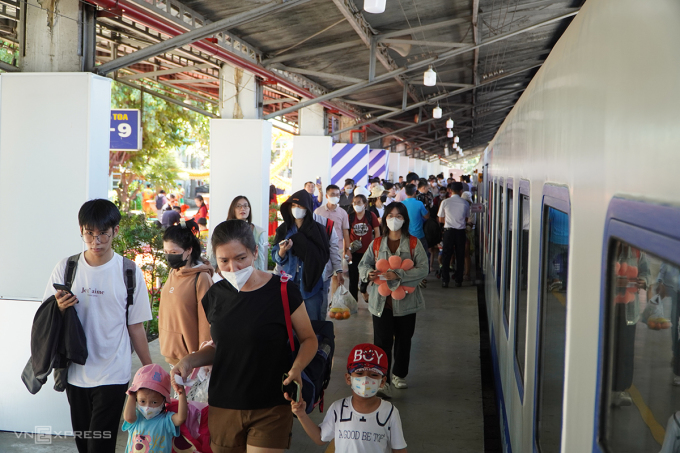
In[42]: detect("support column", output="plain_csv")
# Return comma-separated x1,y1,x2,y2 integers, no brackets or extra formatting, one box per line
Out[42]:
293,104,332,195
20,0,85,72
210,120,272,230
218,63,259,120
399,154,410,178
388,152,400,181
0,73,111,433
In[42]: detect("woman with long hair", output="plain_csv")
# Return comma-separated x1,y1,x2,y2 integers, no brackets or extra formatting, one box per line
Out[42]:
358,202,428,398
159,220,214,371
227,195,269,271
193,194,209,223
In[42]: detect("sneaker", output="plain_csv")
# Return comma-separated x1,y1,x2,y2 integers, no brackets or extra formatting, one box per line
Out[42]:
611,391,632,407
419,279,427,288
377,383,392,399
392,375,408,389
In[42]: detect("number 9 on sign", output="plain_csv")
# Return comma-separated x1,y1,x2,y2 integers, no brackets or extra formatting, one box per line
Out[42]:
118,123,132,138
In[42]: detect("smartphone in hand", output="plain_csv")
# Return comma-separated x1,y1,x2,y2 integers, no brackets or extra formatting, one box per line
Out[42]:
282,373,301,403
53,283,74,296
316,176,321,185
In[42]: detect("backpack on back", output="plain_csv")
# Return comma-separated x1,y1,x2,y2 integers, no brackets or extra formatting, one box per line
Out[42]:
280,275,335,414
372,235,418,259
155,194,165,210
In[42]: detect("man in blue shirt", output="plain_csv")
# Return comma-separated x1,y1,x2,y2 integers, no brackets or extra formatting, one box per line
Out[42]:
402,184,430,285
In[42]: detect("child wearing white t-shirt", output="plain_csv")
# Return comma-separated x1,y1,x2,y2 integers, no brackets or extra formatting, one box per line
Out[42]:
289,343,408,453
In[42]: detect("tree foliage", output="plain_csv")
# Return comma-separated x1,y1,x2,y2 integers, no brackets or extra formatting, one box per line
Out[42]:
110,81,212,211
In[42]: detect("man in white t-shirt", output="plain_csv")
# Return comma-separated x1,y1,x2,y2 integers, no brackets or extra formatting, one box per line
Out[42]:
44,199,152,453
438,182,470,288
289,343,408,453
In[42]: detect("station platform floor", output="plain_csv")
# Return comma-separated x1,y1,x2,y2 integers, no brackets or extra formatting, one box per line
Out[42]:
0,274,484,452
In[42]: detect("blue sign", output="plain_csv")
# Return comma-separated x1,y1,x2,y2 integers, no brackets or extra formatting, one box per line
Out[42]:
110,109,141,151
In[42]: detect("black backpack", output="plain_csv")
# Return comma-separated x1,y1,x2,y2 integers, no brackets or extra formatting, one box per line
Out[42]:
423,217,442,247
155,194,165,210
280,276,335,413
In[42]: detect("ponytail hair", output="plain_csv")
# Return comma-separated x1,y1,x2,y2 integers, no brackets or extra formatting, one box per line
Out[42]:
163,219,202,263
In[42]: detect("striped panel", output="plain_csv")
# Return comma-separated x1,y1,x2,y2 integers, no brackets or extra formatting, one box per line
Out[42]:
368,149,389,183
331,143,369,187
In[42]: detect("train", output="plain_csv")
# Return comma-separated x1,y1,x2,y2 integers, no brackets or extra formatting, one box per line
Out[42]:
476,0,680,452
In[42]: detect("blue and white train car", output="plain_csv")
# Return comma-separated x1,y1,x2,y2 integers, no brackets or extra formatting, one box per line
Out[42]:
478,0,680,452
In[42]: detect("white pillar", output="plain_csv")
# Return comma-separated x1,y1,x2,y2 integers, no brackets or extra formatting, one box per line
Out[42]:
298,103,325,136
388,152,400,181
292,136,333,194
408,157,416,173
219,64,258,120
21,0,82,71
210,120,272,231
0,73,111,433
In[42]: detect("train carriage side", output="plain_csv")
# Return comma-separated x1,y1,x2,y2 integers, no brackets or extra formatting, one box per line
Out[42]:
479,0,680,452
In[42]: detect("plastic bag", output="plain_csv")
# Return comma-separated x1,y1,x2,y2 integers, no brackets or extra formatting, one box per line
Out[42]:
329,285,357,318
641,294,671,330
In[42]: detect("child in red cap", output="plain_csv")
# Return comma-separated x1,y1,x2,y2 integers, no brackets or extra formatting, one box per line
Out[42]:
289,344,408,452
122,364,187,453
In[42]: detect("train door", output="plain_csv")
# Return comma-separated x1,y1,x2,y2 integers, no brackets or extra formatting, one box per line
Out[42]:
503,179,514,334
514,180,530,400
534,185,570,453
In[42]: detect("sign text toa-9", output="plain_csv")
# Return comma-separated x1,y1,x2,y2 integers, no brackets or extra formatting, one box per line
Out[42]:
110,109,141,151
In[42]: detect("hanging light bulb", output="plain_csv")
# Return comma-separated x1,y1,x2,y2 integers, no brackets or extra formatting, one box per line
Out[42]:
454,135,459,143
432,104,442,119
444,145,450,156
364,0,386,13
446,118,453,129
447,130,453,138
423,66,437,86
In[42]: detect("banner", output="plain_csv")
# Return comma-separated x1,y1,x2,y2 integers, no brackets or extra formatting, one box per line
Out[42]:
331,143,369,187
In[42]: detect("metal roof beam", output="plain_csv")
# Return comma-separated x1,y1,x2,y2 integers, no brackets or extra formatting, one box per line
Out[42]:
381,39,468,48
337,99,400,111
95,0,313,75
116,79,218,118
377,17,471,41
263,39,363,65
120,63,214,80
272,64,364,84
264,10,578,120
329,0,419,102
410,82,475,88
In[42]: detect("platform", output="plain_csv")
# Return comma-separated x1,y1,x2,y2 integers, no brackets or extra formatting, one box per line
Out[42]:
0,275,484,452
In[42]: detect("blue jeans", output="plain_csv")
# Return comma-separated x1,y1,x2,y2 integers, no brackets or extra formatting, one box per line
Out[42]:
305,282,328,321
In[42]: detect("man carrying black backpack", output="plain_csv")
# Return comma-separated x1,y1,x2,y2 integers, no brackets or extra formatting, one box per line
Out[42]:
42,199,152,453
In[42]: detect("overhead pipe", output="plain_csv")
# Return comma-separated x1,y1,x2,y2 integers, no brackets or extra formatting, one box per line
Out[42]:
85,0,357,118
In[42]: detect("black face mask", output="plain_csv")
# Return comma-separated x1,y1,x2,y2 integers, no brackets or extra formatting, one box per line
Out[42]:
166,253,188,269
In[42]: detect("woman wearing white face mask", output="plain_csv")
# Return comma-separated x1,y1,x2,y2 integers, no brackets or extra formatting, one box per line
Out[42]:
348,194,381,303
171,219,318,453
358,202,428,398
272,190,331,322
227,195,269,271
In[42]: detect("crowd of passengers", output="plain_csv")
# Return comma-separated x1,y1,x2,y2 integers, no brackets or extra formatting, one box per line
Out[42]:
31,170,478,453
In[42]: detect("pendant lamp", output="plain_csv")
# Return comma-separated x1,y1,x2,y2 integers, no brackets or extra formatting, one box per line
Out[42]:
446,118,453,129
364,0,386,13
447,130,453,138
423,66,436,86
433,104,442,119
454,136,459,143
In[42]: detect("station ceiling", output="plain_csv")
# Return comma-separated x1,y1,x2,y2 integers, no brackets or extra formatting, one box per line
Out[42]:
0,0,584,162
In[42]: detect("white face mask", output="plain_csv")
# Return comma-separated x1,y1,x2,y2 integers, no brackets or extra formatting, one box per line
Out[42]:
386,217,404,232
137,403,163,420
351,376,382,398
224,265,254,292
353,205,365,213
346,188,354,194
328,196,340,205
291,207,307,219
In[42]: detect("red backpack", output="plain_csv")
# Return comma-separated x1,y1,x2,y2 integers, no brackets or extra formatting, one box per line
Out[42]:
372,235,419,259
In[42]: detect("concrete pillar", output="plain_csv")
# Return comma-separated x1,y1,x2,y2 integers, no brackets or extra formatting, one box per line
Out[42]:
399,155,410,178
388,152,400,181
408,157,416,173
293,105,331,196
0,73,111,433
219,64,258,120
21,0,83,71
210,120,272,230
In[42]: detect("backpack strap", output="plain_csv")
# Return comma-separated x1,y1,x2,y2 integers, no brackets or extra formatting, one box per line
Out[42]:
64,254,81,289
280,274,295,353
325,219,334,239
372,236,383,258
409,235,418,259
122,257,136,325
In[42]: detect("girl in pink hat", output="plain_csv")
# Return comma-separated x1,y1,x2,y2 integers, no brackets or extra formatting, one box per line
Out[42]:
123,364,187,453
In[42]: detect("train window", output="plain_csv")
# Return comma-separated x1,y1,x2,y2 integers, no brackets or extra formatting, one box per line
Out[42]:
514,190,530,392
496,183,504,290
601,241,680,452
535,202,570,452
503,183,514,327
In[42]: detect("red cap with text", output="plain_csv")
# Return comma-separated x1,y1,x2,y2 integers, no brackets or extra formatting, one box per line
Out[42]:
347,343,388,375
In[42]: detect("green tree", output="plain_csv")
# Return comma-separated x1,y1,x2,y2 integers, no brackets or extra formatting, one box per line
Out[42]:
110,81,213,211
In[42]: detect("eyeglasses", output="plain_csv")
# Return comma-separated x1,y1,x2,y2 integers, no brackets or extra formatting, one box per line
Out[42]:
81,231,112,243
236,204,250,209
